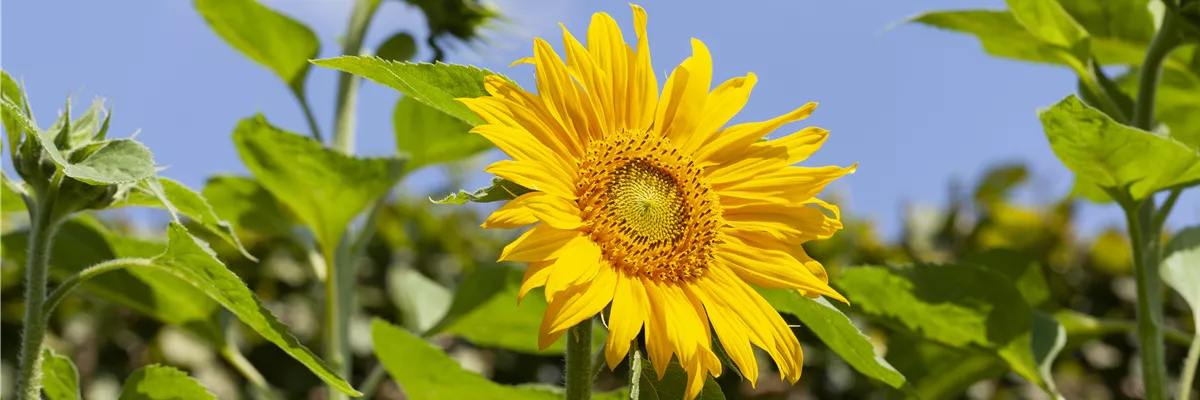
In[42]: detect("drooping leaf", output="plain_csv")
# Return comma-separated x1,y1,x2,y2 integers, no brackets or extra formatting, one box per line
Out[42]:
0,217,225,345
113,177,255,260
1039,95,1200,200
837,264,1044,387
388,266,453,333
424,263,602,354
758,288,907,389
201,175,293,240
1164,226,1200,323
2,70,28,154
150,223,359,395
432,177,532,205
194,0,319,93
118,364,215,400
2,172,27,213
637,355,725,400
393,96,492,172
377,32,417,62
371,318,564,400
41,348,81,400
311,57,510,125
233,115,405,260
884,332,1008,400
1031,312,1066,398
909,11,1079,66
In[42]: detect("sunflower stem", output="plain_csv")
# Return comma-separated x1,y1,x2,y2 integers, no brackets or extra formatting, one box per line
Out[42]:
1125,9,1181,399
565,318,594,400
15,172,63,400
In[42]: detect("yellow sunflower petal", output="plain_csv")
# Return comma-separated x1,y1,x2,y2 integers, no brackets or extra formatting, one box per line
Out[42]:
715,163,857,203
484,159,577,199
481,192,539,229
678,73,757,156
541,267,618,338
685,283,760,384
629,4,657,130
561,23,612,140
535,38,599,150
715,234,844,301
477,75,583,163
471,124,576,177
723,201,842,243
588,11,630,130
694,102,818,166
706,126,829,185
544,237,604,300
706,265,805,382
605,274,649,370
498,224,582,262
519,260,554,303
523,192,585,230
733,230,832,286
657,39,713,144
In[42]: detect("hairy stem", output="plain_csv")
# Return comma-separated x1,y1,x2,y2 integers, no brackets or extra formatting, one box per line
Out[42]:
1127,9,1181,400
324,250,348,400
331,0,382,154
16,183,61,400
565,318,594,400
42,258,155,321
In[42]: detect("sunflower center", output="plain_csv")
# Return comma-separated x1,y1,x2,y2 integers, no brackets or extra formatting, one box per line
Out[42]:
577,130,723,283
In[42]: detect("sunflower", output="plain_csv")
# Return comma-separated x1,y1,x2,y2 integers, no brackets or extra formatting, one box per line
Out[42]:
458,4,855,398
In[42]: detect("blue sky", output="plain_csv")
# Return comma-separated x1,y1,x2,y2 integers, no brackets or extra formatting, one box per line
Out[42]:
3,0,1195,239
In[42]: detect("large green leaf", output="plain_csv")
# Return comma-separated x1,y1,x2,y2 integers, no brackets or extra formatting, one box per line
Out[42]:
836,264,1044,387
233,115,405,260
311,57,508,125
393,96,492,172
1115,65,1200,150
758,289,907,389
432,177,532,205
201,175,293,240
424,263,602,354
1039,95,1200,200
388,266,453,333
113,177,254,260
41,348,81,400
151,222,358,395
118,364,215,400
376,32,417,62
966,249,1052,309
884,333,1008,400
194,0,319,93
1006,0,1088,53
910,11,1068,65
0,217,225,345
371,318,563,400
1164,226,1200,324
637,355,725,400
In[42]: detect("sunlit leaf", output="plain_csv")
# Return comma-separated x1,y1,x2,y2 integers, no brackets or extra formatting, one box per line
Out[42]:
311,57,511,125
966,249,1052,309
1040,95,1200,200
2,70,28,154
973,163,1028,207
1031,312,1066,397
388,266,452,333
394,96,492,172
118,364,215,400
1116,65,1200,150
1,101,156,185
113,176,255,260
424,264,602,354
372,318,565,399
432,177,532,205
202,175,293,240
194,0,319,93
2,172,27,213
909,11,1082,68
377,32,417,62
233,114,405,260
1006,0,1088,52
41,348,81,400
1164,226,1200,323
837,264,1044,387
759,289,907,389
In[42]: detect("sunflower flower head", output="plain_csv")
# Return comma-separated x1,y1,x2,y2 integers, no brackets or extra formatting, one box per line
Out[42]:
458,5,855,398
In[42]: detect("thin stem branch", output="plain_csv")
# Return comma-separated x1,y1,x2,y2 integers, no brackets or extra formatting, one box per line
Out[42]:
42,258,155,322
1181,334,1200,400
292,89,323,143
16,176,62,400
358,362,388,399
628,346,643,400
331,0,382,154
221,345,276,400
1153,189,1181,228
323,250,347,400
565,318,594,400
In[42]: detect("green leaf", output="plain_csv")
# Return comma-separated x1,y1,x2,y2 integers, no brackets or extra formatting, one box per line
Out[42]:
394,95,492,172
194,0,319,93
2,172,27,213
371,318,564,400
114,177,255,261
966,249,1052,309
836,264,1044,387
388,266,452,333
973,163,1028,206
201,175,293,240
233,114,405,260
2,70,28,154
0,217,225,345
1031,312,1066,397
909,11,1079,66
311,57,509,125
377,32,417,62
1040,95,1200,200
425,263,602,354
0,101,157,185
41,348,81,400
1006,0,1088,50
152,222,359,395
883,333,1008,400
758,288,907,389
638,355,725,400
118,364,215,400
1164,226,1200,323
432,177,532,205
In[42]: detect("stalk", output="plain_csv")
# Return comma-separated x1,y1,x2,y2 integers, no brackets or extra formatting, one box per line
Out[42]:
331,0,381,154
15,177,62,400
565,318,594,400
